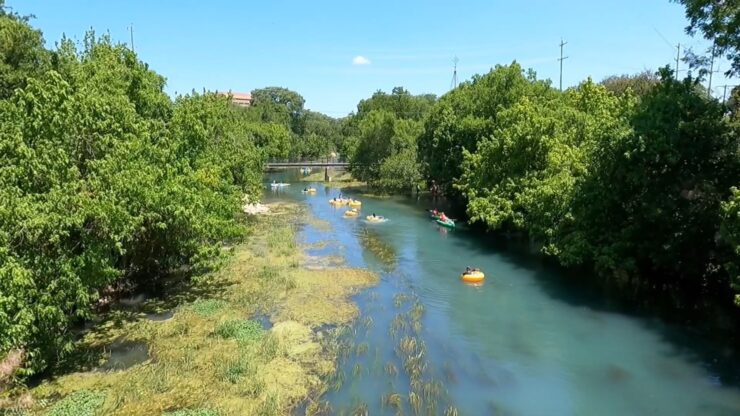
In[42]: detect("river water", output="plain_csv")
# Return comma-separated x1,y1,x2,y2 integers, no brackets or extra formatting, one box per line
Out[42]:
266,171,740,416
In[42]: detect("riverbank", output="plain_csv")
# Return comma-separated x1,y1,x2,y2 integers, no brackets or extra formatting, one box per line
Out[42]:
18,202,377,416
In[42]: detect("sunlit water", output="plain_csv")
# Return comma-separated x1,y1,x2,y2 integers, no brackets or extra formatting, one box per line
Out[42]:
266,171,740,416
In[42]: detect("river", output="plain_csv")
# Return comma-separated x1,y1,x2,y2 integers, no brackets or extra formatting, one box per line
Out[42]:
266,171,740,416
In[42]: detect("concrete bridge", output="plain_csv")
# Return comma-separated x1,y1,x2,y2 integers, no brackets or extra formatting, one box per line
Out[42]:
265,161,349,168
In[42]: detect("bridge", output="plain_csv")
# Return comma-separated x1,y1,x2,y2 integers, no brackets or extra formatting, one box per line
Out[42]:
265,161,349,168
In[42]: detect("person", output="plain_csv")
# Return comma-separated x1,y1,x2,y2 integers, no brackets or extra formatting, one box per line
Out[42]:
464,266,472,275
303,187,308,192
371,213,376,218
416,183,421,195
439,212,448,222
432,208,439,216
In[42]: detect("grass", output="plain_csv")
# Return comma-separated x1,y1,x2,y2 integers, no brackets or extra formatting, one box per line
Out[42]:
27,201,379,416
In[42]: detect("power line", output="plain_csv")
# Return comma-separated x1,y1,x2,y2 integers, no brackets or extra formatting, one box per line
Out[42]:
558,39,568,91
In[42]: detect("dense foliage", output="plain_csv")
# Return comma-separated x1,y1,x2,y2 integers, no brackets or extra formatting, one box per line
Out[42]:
428,64,739,305
247,86,345,160
0,11,288,375
344,88,435,191
418,63,551,196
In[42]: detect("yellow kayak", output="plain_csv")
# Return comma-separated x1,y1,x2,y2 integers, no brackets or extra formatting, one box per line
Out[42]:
460,271,485,283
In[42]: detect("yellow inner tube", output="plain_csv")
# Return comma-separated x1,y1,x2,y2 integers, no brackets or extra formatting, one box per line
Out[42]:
348,200,362,207
344,210,359,217
307,188,317,193
461,271,485,283
365,216,383,222
329,199,346,205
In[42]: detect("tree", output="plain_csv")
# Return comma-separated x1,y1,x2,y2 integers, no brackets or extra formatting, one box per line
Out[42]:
356,87,436,122
565,68,739,290
720,188,740,305
418,62,553,195
675,0,740,77
0,2,49,99
350,110,422,191
457,79,633,246
600,71,659,97
250,86,306,135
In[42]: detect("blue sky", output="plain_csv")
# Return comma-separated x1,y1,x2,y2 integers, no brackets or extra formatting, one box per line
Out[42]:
8,0,734,116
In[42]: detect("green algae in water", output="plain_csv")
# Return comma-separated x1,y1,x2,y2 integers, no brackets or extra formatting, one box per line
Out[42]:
358,228,397,271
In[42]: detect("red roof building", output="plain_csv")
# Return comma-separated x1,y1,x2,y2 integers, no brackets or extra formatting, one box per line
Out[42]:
217,91,252,107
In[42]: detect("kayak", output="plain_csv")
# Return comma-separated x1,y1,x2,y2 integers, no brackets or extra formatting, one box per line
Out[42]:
436,218,455,228
461,270,485,283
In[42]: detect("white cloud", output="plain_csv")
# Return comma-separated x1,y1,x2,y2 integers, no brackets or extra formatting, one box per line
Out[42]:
352,55,371,65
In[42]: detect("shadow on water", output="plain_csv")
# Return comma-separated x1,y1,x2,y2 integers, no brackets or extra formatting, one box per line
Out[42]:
97,340,149,371
421,209,740,388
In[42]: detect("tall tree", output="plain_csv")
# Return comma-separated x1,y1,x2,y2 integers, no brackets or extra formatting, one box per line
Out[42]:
675,0,740,77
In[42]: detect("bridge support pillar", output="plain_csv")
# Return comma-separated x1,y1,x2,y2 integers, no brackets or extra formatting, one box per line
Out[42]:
324,166,329,181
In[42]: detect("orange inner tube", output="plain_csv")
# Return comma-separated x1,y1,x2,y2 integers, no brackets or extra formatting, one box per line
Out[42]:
460,271,485,283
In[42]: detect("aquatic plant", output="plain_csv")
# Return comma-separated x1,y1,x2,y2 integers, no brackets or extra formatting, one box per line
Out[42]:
46,390,106,416
355,342,370,356
381,392,403,411
393,293,411,308
214,319,265,344
358,228,398,270
384,362,399,378
304,400,332,416
443,406,459,416
190,299,228,317
351,401,369,416
352,363,364,379
164,409,221,416
408,392,422,416
409,302,425,322
360,316,375,329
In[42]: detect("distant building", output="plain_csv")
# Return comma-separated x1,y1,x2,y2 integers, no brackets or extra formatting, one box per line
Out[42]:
217,91,252,107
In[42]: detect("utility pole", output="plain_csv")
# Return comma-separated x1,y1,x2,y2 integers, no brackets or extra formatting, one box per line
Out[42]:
675,43,681,80
129,24,135,52
718,84,738,104
707,43,716,96
450,56,459,90
558,39,568,91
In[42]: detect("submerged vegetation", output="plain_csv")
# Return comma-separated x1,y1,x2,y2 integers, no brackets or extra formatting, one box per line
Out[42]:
1,202,378,415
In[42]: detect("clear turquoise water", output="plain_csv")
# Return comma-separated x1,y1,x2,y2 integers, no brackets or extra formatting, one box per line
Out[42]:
266,173,740,416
